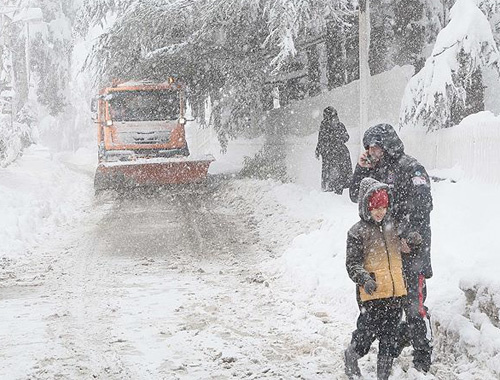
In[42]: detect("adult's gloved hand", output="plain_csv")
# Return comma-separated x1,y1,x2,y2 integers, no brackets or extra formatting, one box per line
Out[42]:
364,279,377,295
358,151,372,168
407,231,423,247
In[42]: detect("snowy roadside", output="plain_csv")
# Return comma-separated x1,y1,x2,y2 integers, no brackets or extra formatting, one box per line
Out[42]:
0,145,96,264
222,177,500,379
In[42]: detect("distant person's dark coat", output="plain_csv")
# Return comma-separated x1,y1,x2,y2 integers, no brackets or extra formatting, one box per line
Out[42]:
315,116,352,193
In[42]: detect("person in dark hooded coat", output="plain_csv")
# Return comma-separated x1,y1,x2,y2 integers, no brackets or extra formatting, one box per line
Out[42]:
315,107,352,194
349,123,433,373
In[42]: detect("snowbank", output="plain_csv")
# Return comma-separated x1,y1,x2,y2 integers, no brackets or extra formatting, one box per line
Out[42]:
0,119,31,168
0,145,94,261
222,175,500,378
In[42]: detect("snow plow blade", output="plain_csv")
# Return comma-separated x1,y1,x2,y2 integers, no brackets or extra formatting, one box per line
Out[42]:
94,155,215,191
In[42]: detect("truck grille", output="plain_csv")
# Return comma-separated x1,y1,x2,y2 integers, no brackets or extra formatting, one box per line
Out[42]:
113,121,174,146
118,130,171,145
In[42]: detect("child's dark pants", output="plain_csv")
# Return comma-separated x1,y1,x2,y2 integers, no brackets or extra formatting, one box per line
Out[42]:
349,298,403,358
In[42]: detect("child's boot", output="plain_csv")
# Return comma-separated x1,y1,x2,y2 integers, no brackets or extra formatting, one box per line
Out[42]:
413,349,431,373
344,344,361,379
377,355,393,380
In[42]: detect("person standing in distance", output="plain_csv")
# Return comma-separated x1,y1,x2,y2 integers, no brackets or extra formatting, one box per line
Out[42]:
315,106,352,194
349,123,433,373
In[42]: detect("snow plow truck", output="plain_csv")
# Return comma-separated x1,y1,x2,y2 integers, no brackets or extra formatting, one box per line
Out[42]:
93,78,214,191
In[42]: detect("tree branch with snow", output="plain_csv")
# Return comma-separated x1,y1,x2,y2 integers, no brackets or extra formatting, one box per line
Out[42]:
80,0,351,146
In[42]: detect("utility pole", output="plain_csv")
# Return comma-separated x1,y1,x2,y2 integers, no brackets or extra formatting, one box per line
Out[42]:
359,0,370,146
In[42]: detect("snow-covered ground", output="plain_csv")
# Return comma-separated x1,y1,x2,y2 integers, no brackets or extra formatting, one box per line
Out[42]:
227,177,500,378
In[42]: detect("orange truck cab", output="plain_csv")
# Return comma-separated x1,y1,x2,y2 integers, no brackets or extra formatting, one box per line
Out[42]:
96,79,189,161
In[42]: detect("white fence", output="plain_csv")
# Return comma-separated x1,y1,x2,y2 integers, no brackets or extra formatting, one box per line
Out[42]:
401,112,500,184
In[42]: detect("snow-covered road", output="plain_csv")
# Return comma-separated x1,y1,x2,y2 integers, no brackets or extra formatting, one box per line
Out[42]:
0,181,351,379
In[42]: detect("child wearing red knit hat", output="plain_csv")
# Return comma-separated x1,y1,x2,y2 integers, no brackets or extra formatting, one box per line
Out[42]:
344,177,407,380
368,189,389,211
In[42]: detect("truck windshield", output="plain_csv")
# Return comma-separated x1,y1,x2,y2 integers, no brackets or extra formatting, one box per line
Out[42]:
109,90,180,122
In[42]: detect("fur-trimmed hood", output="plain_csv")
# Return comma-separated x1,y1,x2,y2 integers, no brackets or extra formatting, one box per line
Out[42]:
357,177,390,222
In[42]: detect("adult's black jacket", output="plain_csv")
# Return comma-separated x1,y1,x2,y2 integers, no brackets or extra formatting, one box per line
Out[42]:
349,124,433,278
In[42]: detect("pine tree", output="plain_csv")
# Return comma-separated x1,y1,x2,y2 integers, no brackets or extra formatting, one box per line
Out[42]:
369,0,394,75
400,0,500,131
30,0,74,116
477,0,500,46
392,0,424,68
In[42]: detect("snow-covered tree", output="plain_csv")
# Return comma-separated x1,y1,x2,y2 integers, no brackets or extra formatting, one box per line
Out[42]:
0,1,38,165
369,0,394,75
477,0,500,46
364,0,443,75
30,0,75,116
0,0,76,165
399,0,500,131
80,0,352,148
